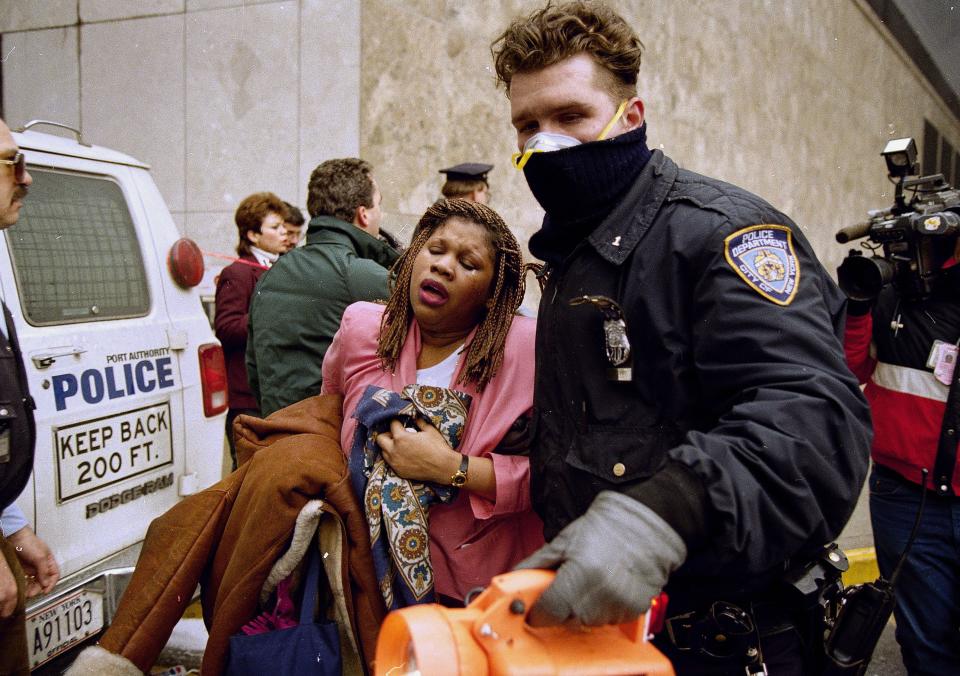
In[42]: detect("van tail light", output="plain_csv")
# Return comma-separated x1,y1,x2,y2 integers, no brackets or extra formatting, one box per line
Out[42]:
198,343,228,417
169,237,205,288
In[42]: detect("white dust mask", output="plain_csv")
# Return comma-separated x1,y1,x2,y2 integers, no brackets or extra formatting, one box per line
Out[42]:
511,99,630,170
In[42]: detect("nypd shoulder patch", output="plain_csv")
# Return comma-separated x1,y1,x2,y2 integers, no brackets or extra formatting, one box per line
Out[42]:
723,224,800,306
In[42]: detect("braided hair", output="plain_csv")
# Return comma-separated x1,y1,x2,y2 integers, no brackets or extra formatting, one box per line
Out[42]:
377,198,526,392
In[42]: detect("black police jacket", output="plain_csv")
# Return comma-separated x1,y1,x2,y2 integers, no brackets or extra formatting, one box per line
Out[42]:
0,302,36,511
531,151,871,597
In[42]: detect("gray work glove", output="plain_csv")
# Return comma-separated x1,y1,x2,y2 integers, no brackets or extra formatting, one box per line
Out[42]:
517,490,687,627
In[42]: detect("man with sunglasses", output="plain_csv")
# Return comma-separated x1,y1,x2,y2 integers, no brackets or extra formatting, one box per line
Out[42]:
0,117,60,674
0,127,29,227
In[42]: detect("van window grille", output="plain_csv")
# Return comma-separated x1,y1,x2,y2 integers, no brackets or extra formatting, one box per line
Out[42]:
4,168,150,325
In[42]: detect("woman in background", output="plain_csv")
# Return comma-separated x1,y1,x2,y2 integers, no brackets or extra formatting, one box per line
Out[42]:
215,192,290,469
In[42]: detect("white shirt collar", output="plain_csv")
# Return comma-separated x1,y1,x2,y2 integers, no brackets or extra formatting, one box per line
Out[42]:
250,246,280,268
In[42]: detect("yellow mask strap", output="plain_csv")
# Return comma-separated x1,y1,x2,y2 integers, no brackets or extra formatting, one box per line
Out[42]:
511,149,540,171
597,99,630,141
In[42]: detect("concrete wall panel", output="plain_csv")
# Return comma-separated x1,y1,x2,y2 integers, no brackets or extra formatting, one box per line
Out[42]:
1,27,80,140
79,0,185,23
184,2,299,214
187,0,282,11
81,14,186,212
0,1,76,32
298,0,361,210
184,210,235,261
360,0,448,234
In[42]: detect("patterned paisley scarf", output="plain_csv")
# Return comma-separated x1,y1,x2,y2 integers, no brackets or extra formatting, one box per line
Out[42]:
348,384,472,610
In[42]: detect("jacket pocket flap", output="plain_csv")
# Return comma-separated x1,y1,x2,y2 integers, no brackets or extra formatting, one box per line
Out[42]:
565,424,679,484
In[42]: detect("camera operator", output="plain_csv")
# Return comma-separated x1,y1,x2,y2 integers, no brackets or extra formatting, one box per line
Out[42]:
844,233,960,674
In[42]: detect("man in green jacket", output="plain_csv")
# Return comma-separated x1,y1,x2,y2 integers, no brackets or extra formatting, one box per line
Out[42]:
246,158,399,416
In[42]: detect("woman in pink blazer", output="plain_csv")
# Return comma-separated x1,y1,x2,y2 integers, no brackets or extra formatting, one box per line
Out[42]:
322,198,543,604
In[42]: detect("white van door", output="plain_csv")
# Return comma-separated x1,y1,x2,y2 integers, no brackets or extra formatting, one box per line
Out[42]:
0,154,187,580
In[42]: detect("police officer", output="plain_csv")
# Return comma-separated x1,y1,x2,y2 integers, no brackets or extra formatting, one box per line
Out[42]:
438,163,493,204
491,3,871,673
0,117,60,674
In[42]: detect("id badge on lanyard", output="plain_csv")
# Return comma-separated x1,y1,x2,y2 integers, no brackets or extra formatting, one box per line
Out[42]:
928,339,960,386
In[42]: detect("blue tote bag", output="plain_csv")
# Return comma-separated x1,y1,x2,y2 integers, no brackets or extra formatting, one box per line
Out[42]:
226,542,341,675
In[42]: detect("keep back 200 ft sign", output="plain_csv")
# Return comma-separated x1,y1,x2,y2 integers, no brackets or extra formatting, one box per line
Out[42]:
54,402,173,502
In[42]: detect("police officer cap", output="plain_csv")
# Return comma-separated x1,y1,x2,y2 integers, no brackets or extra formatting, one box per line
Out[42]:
439,163,493,182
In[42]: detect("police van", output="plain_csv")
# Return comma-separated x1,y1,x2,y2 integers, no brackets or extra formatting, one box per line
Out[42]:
1,121,228,670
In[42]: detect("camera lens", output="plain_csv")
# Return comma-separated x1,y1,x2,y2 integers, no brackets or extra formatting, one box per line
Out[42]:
838,255,894,301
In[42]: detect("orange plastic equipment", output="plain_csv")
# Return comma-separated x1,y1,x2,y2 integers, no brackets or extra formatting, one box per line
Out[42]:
374,569,675,676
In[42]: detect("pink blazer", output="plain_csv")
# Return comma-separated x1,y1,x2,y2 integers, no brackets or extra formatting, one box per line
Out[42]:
322,302,544,600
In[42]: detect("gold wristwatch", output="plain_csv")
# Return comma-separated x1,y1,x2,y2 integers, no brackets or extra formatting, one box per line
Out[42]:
450,454,469,487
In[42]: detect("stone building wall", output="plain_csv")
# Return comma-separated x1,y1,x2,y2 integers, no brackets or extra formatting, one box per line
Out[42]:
1,0,958,302
0,0,361,264
360,0,960,290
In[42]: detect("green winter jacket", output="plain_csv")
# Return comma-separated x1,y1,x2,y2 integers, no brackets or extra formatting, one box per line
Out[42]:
246,216,399,416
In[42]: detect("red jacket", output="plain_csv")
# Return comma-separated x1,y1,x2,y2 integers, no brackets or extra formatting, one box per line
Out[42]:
214,256,267,410
844,285,960,493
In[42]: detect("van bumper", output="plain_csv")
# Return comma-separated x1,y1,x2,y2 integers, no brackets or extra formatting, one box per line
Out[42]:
26,539,142,626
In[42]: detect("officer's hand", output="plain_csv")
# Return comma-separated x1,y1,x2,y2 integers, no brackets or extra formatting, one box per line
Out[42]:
517,491,686,627
0,554,18,618
8,527,60,597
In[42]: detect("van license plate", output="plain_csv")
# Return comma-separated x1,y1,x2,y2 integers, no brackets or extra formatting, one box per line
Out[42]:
26,589,104,669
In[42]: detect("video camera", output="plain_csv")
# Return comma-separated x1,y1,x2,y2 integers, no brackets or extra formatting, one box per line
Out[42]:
836,137,960,301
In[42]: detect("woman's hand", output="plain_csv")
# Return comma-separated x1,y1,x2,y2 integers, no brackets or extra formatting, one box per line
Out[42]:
376,418,461,484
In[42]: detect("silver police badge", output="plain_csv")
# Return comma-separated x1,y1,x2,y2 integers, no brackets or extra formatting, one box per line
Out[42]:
569,295,633,381
603,317,630,366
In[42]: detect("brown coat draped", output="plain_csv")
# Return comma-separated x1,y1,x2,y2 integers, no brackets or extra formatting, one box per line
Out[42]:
96,394,386,674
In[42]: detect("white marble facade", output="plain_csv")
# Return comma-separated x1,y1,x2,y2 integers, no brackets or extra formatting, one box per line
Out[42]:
1,0,360,265
0,0,958,278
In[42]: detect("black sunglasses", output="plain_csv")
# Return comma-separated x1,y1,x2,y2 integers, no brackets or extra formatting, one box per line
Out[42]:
0,152,27,181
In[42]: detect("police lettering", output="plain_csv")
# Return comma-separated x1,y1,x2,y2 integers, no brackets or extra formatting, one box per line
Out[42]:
730,230,782,257
57,425,114,458
119,410,168,442
51,357,175,411
57,409,170,462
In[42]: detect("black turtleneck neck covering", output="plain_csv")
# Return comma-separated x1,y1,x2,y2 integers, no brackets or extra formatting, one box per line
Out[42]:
527,123,653,266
